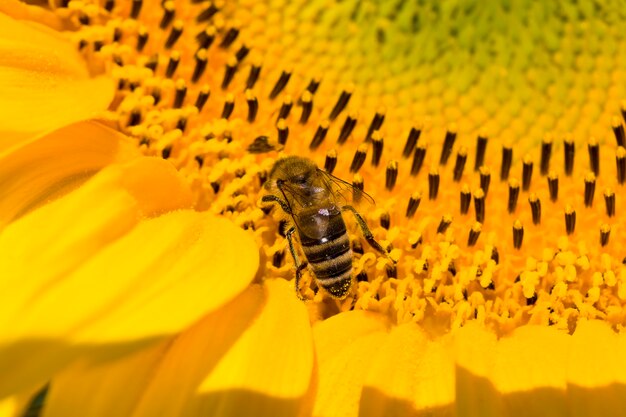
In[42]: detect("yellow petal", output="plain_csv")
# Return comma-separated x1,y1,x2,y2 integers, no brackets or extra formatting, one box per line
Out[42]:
0,121,138,229
491,325,569,416
452,322,501,417
0,0,64,30
0,11,114,149
312,310,390,417
567,320,626,417
44,280,312,417
361,323,455,417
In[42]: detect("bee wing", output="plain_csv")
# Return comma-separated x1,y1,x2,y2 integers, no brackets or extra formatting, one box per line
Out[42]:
317,169,376,209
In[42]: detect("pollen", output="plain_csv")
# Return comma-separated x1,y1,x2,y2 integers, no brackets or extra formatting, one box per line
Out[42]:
52,0,626,337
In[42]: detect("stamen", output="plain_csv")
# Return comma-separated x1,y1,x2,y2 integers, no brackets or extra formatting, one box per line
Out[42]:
600,223,611,247
508,179,520,214
385,160,398,191
548,171,559,202
366,107,386,142
136,27,148,52
479,166,491,196
380,212,391,229
221,57,237,89
277,96,293,121
160,1,175,29
221,93,234,119
410,143,427,176
165,20,184,49
604,188,615,217
491,247,500,264
195,85,210,111
588,137,600,176
428,168,440,200
522,155,533,191
584,172,596,208
352,174,364,203
245,63,261,90
165,52,180,78
474,133,488,171
162,145,172,159
219,27,239,48
473,189,485,223
612,116,625,147
437,215,452,234
352,240,364,255
277,119,289,145
197,3,219,23
325,149,337,174
104,0,114,12
406,192,421,218
329,85,353,121
337,113,357,144
460,184,471,215
616,146,626,184
564,134,575,176
235,45,250,62
113,27,122,42
371,132,384,167
529,193,541,225
467,222,482,247
622,100,626,124
94,40,103,52
150,86,161,105
245,89,258,122
176,116,187,132
350,144,368,173
439,125,457,165
130,0,142,19
269,70,292,100
299,92,313,124
512,220,523,249
128,108,141,127
272,249,284,267
309,120,329,150
500,145,512,181
305,78,321,95
403,126,421,158
192,49,209,83
453,147,467,181
173,79,187,108
196,26,216,49
565,204,576,235
386,264,397,278
540,134,553,175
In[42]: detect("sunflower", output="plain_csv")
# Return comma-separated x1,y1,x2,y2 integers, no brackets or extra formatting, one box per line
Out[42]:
2,0,626,416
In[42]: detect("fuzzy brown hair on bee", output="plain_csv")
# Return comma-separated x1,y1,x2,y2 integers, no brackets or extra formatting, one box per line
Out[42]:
262,156,389,300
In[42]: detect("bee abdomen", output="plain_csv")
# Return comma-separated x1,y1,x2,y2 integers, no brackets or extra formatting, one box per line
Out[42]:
302,233,353,298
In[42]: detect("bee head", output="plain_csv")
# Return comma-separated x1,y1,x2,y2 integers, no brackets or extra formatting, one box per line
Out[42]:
266,156,318,192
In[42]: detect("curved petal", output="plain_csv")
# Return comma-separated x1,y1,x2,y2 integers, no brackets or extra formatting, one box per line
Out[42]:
567,320,626,417
0,11,114,149
491,325,569,416
43,280,312,417
360,323,455,417
0,121,139,229
0,0,64,30
0,158,257,397
312,310,390,417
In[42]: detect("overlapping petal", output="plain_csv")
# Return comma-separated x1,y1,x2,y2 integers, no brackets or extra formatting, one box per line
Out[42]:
0,153,259,398
0,10,113,149
0,120,138,229
42,279,312,417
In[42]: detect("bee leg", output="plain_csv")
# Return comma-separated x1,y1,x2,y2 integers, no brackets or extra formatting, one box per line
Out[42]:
286,226,308,300
342,205,391,258
261,194,292,214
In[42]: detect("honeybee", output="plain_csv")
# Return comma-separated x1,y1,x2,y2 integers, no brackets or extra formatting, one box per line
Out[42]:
262,156,388,300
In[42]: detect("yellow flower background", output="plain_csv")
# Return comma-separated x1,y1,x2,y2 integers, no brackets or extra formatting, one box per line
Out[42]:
1,0,626,416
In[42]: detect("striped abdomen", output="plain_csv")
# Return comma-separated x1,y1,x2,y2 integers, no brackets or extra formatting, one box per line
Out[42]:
298,210,353,299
